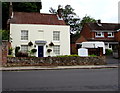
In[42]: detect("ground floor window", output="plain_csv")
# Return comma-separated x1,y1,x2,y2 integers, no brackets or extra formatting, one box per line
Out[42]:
53,45,60,55
21,45,28,52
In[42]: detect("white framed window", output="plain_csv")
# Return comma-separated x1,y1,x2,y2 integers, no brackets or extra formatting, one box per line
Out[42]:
21,30,28,40
108,32,114,37
95,32,104,37
53,45,60,55
21,45,28,52
53,31,60,41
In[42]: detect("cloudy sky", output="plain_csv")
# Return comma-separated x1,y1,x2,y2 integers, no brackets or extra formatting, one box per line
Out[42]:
41,0,120,23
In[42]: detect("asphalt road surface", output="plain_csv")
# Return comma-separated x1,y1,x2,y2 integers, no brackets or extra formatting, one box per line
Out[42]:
2,68,119,91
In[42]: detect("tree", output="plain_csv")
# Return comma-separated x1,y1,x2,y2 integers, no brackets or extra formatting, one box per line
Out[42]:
49,7,57,14
80,15,96,26
0,30,9,40
13,2,42,12
49,5,81,34
2,2,42,30
2,2,9,30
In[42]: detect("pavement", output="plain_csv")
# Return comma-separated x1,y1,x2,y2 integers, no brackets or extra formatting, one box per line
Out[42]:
0,64,119,71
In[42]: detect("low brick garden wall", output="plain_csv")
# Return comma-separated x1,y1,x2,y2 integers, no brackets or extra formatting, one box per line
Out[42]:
4,56,106,67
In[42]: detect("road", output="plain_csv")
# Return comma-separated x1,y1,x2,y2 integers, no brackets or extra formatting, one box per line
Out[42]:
2,68,118,91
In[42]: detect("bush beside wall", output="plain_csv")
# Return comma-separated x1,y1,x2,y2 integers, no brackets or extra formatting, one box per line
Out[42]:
5,56,106,67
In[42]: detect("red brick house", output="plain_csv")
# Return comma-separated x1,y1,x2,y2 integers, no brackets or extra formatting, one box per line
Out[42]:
70,34,80,54
76,21,120,52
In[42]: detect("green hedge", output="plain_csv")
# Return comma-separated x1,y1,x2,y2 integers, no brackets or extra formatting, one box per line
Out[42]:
105,49,113,55
56,54,79,57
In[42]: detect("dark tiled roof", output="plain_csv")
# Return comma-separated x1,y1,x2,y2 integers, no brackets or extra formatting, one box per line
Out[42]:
10,12,66,25
87,23,120,31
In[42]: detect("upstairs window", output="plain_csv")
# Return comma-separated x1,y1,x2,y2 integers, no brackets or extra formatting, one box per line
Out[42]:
95,32,104,37
21,30,28,40
108,32,114,37
53,31,60,41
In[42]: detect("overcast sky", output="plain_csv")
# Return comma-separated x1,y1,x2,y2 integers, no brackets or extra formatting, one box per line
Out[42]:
41,0,120,23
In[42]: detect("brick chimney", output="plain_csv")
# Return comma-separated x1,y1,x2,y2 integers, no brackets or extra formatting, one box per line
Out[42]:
97,19,102,26
97,19,101,24
57,6,63,19
9,2,13,19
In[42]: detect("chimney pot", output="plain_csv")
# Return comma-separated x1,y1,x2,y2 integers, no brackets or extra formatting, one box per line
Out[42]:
9,2,13,19
98,19,101,24
57,6,63,19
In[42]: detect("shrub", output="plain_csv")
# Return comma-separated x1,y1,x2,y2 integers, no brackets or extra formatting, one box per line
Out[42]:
89,55,97,57
15,46,20,57
56,54,79,57
67,54,79,57
105,49,113,55
16,52,28,57
49,42,54,46
31,49,37,53
29,56,36,57
106,49,113,55
7,55,14,57
47,49,52,53
8,47,13,55
28,41,33,46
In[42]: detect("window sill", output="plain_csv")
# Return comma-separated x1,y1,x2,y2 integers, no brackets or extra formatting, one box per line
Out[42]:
95,36,104,38
20,40,28,42
53,41,60,43
108,36,114,38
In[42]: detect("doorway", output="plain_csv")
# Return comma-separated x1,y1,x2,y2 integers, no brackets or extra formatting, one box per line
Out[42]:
38,46,44,57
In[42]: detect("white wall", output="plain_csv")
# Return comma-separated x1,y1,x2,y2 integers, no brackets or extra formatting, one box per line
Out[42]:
10,24,70,57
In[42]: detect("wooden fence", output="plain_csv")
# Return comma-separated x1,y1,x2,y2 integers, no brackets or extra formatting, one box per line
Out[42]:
87,47,103,56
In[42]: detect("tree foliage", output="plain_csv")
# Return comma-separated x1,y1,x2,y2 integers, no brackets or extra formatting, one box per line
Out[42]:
49,5,97,34
63,5,81,33
49,7,57,14
49,5,81,33
2,2,42,30
2,2,9,30
80,15,96,26
13,2,42,12
0,30,9,40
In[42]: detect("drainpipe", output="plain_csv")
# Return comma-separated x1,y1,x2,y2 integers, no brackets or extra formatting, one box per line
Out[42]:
118,42,120,58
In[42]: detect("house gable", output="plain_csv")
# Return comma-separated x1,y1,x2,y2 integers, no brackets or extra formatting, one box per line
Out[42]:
79,23,120,42
79,23,92,41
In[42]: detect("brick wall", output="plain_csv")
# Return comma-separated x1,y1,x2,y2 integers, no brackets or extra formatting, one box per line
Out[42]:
70,44,77,54
117,32,120,41
6,56,106,67
80,24,91,40
1,41,9,64
76,35,87,43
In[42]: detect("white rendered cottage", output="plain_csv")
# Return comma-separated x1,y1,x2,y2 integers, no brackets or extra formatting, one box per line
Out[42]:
8,10,70,57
